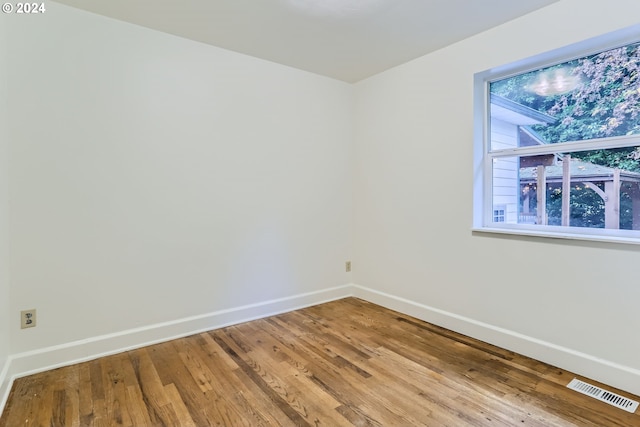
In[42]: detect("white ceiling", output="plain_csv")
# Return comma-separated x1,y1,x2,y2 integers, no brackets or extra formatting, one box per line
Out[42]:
52,0,559,83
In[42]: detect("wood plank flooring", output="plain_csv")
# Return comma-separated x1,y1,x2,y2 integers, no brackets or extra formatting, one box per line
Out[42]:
1,297,639,426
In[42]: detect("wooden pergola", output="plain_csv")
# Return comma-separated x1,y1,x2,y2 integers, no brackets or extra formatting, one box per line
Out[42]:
519,155,640,229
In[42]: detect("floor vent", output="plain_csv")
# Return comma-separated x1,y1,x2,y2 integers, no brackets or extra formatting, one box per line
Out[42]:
567,378,638,413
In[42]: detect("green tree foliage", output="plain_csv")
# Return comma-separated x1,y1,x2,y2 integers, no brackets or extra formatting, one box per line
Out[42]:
491,41,640,159
528,182,634,229
545,43,640,141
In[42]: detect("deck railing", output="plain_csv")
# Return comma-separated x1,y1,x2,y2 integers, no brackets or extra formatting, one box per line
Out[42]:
519,214,537,224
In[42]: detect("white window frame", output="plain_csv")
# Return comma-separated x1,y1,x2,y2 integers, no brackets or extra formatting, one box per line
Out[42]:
473,24,640,245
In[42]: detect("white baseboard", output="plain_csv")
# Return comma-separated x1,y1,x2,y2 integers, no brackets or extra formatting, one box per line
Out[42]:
0,284,354,414
3,283,639,416
0,356,10,416
351,284,640,398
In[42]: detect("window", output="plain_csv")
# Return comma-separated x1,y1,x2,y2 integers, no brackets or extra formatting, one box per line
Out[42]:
474,25,640,244
493,206,506,223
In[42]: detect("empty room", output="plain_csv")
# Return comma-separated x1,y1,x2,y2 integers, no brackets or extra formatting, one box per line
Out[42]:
1,0,640,425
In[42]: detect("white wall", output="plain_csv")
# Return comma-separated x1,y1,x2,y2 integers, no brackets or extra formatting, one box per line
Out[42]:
6,2,353,356
0,11,11,395
353,0,640,395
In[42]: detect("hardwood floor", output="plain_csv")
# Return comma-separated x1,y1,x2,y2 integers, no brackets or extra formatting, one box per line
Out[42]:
1,298,638,426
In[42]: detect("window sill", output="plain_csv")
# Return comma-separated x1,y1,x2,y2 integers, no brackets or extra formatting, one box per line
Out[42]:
471,226,640,246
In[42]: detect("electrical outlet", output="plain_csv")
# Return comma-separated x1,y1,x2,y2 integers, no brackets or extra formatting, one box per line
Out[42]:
21,309,36,329
345,261,352,272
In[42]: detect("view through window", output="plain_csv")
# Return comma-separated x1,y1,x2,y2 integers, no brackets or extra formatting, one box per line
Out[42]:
479,33,640,240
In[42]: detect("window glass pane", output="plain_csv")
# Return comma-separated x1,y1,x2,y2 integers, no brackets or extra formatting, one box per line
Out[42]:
490,41,640,148
492,150,640,229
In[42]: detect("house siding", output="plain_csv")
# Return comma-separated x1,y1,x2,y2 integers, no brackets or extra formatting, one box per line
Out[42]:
491,117,519,223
